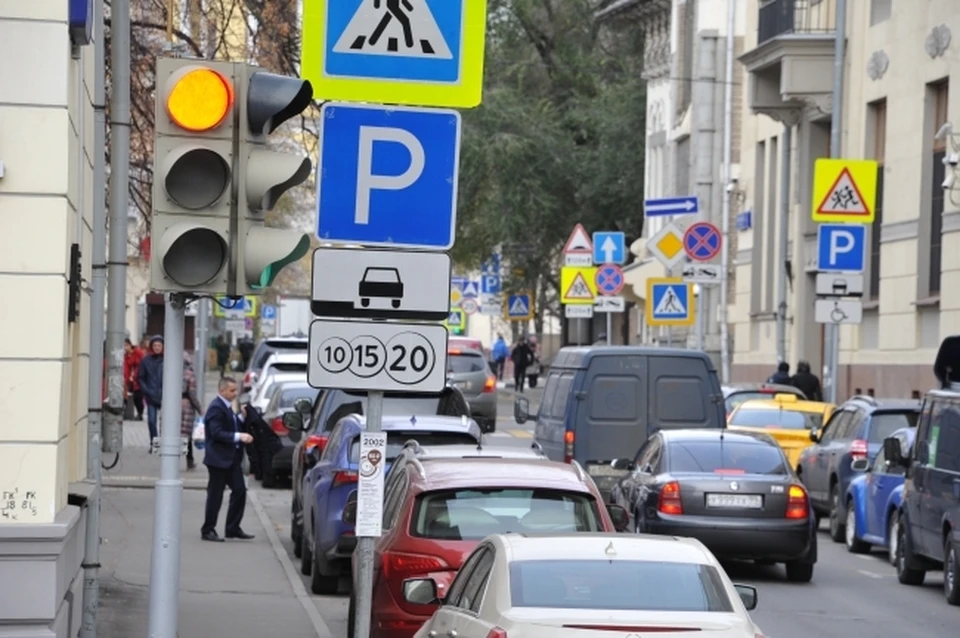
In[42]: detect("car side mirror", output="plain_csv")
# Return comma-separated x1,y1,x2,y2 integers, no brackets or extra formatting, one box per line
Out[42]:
402,578,440,606
883,437,907,467
283,411,305,431
809,429,820,443
514,396,530,424
606,504,629,532
734,584,757,610
851,457,869,472
294,398,313,416
611,458,635,471
288,427,303,444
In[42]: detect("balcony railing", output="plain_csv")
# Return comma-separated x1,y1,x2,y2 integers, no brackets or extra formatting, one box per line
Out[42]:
758,0,836,45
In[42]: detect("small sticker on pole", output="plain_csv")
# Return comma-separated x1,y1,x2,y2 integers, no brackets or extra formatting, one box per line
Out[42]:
356,432,388,537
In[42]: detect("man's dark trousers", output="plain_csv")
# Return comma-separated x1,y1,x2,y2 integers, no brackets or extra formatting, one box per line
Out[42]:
202,446,246,536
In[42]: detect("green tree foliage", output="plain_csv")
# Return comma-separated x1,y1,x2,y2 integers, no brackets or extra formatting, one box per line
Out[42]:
454,0,647,320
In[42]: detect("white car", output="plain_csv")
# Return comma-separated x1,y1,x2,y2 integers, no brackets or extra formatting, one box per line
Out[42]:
406,532,766,638
248,351,308,399
249,372,306,411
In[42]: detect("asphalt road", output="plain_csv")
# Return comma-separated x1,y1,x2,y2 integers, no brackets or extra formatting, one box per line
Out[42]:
253,390,960,637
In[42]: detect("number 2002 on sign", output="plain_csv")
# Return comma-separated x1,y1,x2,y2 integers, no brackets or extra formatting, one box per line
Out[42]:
308,319,449,393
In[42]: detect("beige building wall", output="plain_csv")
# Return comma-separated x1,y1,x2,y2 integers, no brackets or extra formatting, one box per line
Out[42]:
733,0,960,397
0,4,96,523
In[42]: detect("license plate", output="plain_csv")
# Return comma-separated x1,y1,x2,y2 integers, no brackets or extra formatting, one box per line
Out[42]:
453,381,469,389
587,464,625,477
706,494,762,509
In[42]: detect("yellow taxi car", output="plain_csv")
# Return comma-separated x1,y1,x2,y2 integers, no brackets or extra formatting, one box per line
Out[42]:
726,394,836,467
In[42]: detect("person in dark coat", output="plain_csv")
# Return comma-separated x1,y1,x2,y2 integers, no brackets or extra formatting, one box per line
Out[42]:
137,335,165,451
216,336,231,377
790,361,823,402
511,338,534,393
181,353,204,470
238,336,255,371
768,361,791,384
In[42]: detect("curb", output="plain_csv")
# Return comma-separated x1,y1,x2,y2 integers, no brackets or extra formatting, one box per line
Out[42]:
102,477,209,490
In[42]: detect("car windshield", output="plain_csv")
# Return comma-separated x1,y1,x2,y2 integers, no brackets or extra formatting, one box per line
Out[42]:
726,391,796,412
364,268,397,283
868,412,920,442
279,386,319,409
509,559,734,612
448,353,486,374
411,488,602,539
668,440,788,475
729,408,823,430
348,432,478,463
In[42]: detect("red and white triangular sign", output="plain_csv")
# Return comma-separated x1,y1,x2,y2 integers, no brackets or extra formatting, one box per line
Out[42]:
563,223,593,254
817,167,870,216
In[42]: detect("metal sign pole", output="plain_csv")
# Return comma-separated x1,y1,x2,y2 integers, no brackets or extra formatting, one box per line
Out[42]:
605,312,612,345
353,390,384,638
147,293,186,638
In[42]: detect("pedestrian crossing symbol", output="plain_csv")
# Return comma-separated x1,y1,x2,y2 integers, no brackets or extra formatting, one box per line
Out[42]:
505,292,534,321
301,0,490,108
560,266,598,305
646,278,694,327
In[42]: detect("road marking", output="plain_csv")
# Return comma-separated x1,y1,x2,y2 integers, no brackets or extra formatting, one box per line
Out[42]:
249,490,334,637
855,554,872,561
505,429,533,439
857,569,883,579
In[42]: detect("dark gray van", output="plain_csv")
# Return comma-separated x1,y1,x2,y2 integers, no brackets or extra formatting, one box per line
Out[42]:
513,346,725,495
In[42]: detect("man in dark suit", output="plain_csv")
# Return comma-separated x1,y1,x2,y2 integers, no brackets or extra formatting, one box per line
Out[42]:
201,376,256,542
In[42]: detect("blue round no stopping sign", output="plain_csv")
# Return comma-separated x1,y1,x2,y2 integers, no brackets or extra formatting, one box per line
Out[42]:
595,265,625,295
683,222,722,261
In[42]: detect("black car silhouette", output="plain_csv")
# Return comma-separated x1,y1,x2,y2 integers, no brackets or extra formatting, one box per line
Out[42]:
358,267,404,308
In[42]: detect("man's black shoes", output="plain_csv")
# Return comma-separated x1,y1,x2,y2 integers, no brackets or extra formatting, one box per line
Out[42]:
201,531,224,542
225,530,255,540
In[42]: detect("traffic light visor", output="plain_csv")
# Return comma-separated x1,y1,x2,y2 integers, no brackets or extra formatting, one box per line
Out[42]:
166,67,234,132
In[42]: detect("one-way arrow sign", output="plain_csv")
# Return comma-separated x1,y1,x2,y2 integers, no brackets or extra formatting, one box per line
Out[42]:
644,196,700,217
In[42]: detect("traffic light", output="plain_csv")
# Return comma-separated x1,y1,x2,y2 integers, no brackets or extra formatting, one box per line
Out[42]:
150,58,236,293
231,66,313,296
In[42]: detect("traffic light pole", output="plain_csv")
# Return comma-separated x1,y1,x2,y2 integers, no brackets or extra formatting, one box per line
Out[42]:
147,293,187,638
195,298,210,401
353,391,383,638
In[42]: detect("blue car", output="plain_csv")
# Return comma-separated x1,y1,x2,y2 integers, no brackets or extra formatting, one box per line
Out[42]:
843,427,915,562
298,413,482,595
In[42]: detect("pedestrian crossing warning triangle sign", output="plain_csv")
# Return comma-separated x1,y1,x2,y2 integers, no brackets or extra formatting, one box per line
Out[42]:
653,285,687,316
816,167,869,215
509,296,529,315
334,0,453,59
564,273,593,300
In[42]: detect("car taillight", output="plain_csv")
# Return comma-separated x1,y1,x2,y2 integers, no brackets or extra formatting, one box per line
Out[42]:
333,471,358,487
305,434,327,455
482,376,496,393
271,417,288,436
786,484,809,520
487,629,507,638
658,481,683,515
563,430,574,463
850,439,868,459
382,552,448,580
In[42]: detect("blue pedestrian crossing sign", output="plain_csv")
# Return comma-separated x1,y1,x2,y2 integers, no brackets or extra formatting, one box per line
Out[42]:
646,278,694,327
445,309,466,331
261,304,277,320
505,293,534,321
481,253,501,274
461,280,480,298
300,0,490,108
317,103,461,250
592,231,626,265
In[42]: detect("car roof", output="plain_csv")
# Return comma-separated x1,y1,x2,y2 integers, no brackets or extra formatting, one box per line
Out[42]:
734,398,833,413
552,346,715,371
447,347,485,356
407,457,595,492
844,396,923,412
344,414,481,435
262,337,308,346
722,383,804,397
492,532,716,565
398,442,545,460
660,428,779,446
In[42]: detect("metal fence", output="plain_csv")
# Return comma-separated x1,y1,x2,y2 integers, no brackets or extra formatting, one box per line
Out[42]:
758,0,836,45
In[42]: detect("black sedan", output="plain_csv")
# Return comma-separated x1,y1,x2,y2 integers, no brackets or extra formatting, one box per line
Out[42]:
609,429,817,582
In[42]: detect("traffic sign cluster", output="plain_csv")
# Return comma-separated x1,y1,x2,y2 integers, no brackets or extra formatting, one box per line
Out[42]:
559,224,627,319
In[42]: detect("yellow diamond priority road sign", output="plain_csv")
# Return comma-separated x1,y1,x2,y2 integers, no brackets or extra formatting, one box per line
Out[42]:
647,222,687,269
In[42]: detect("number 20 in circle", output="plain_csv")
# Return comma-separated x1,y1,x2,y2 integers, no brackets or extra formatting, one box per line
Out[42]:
385,332,436,386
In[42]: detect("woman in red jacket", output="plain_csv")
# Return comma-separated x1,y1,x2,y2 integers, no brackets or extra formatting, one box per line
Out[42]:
124,338,145,421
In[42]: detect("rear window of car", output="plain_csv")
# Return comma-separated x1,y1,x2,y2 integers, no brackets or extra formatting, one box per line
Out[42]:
726,390,799,412
729,408,822,430
321,390,472,431
279,386,319,409
411,488,603,539
867,412,920,443
668,440,787,475
349,432,478,463
253,341,308,370
448,352,487,374
270,362,307,374
508,560,733,612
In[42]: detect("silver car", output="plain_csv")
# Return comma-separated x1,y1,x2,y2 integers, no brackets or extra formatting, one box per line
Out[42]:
446,346,497,432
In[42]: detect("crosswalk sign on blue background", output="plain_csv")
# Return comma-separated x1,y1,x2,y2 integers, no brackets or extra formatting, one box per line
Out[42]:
316,103,461,249
817,224,866,272
461,280,480,298
506,293,533,320
300,0,490,108
646,278,694,327
592,231,626,265
481,253,500,274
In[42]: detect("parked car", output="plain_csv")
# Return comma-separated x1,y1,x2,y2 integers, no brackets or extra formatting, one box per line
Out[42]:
243,336,308,391
796,395,920,542
346,456,628,638
726,393,835,466
609,429,817,582
844,427,914,561
298,414,485,595
249,371,306,412
248,351,308,399
446,347,497,432
407,533,764,638
722,383,807,416
256,381,319,487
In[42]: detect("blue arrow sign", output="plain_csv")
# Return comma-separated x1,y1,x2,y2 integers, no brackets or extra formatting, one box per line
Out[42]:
817,224,866,272
592,231,626,265
316,102,462,249
644,196,699,217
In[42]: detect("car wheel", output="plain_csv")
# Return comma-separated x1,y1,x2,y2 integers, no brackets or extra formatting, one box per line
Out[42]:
311,548,339,595
299,525,313,576
262,469,278,489
828,484,845,542
784,561,814,583
845,502,871,553
886,513,899,565
945,537,960,606
895,513,925,586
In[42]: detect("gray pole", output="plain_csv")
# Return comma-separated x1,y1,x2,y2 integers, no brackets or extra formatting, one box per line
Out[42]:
718,0,736,384
605,312,612,345
195,298,210,402
147,294,186,638
352,391,384,638
695,286,704,350
80,2,109,635
776,124,792,364
824,0,847,404
103,0,132,454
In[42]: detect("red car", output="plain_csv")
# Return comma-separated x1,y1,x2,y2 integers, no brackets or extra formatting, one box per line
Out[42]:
347,456,628,638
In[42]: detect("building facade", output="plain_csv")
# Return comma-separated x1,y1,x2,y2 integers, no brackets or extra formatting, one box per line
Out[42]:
0,3,98,636
733,0,959,397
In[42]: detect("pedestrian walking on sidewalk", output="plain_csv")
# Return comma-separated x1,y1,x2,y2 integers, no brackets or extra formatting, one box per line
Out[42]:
201,376,256,542
216,336,231,377
790,361,823,402
137,335,164,452
492,334,509,380
124,338,145,420
181,352,204,470
511,337,534,393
